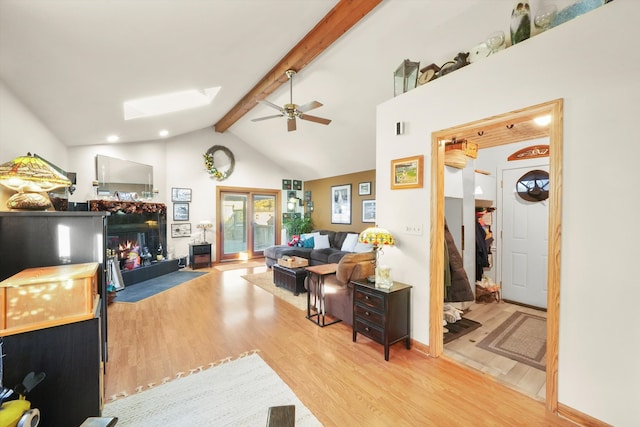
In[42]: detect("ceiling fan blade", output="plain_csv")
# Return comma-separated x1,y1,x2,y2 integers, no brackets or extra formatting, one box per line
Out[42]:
287,117,297,132
251,114,283,122
258,99,284,112
297,100,323,113
298,114,331,125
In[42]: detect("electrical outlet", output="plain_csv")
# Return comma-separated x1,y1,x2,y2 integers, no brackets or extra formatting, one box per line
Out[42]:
403,224,423,235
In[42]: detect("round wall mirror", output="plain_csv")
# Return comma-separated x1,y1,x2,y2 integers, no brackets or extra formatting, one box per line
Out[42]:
516,169,549,202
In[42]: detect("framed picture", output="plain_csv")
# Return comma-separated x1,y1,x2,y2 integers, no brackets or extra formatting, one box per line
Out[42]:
391,154,424,189
362,200,376,223
331,184,352,224
282,212,291,221
171,223,192,238
293,180,302,191
282,179,292,190
305,190,312,201
107,256,125,291
358,181,371,196
171,187,192,202
173,202,189,221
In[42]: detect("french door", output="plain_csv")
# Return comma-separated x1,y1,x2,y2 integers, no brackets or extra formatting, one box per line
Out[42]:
217,187,279,262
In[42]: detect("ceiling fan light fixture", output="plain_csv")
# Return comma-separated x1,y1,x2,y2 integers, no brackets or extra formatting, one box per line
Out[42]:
251,70,330,131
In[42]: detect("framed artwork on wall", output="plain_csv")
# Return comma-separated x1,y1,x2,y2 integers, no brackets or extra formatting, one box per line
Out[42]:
293,180,302,190
391,155,424,189
171,223,192,238
171,187,192,202
173,202,189,221
331,184,352,224
358,182,371,195
362,200,376,223
282,179,292,190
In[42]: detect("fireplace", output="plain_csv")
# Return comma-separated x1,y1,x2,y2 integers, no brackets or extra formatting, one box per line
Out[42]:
90,200,178,285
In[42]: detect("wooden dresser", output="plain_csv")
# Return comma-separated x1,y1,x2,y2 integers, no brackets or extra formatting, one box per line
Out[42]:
351,280,412,361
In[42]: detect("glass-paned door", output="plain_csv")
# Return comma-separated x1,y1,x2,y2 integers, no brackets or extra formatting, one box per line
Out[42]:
219,189,278,261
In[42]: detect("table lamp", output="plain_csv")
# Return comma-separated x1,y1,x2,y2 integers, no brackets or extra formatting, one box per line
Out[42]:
358,226,395,288
197,220,213,243
0,153,71,210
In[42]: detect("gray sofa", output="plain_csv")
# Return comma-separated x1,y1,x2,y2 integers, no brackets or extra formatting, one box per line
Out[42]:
264,229,362,267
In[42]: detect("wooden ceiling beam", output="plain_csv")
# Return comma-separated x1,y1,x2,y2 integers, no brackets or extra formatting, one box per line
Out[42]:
214,0,382,133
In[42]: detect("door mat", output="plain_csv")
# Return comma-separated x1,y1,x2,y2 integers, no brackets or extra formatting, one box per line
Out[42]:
476,311,546,371
443,317,482,344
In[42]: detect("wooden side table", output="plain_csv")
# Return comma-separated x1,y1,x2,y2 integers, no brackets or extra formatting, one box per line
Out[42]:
352,280,412,361
189,243,212,269
305,263,339,327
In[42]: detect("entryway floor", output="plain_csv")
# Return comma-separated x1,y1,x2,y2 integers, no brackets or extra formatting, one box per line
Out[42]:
444,301,547,401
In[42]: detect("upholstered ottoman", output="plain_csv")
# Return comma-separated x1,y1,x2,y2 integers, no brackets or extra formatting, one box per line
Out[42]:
272,264,307,296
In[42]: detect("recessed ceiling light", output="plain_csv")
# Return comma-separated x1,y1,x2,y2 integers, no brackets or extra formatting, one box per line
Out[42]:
534,115,551,126
107,135,119,143
123,87,221,120
159,129,169,137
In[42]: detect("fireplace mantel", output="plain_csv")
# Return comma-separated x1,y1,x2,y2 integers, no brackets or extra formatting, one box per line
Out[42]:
89,200,166,216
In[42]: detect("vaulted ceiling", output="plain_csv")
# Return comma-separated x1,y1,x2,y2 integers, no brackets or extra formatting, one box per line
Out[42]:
0,0,553,180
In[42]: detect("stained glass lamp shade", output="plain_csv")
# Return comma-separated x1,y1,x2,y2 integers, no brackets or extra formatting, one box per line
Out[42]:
0,153,71,210
358,226,395,263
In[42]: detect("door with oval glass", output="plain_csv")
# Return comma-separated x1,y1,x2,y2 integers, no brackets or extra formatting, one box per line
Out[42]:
499,165,549,308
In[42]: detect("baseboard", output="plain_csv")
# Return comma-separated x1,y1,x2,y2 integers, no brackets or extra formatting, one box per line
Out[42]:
411,339,431,357
558,403,612,427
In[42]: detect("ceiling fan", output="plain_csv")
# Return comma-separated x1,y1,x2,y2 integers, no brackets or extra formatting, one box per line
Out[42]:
251,69,331,132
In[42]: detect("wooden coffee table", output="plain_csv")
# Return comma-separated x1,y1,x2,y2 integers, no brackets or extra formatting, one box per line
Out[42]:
305,263,339,327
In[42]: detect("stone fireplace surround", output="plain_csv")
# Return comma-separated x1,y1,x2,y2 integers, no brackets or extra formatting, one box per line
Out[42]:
89,200,178,286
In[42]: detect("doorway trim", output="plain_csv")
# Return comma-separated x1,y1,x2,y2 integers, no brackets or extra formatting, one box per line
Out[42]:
428,99,563,413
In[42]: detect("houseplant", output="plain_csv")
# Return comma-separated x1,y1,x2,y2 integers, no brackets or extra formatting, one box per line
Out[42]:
283,215,313,237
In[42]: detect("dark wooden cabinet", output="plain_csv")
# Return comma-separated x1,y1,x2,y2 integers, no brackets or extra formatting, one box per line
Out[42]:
189,243,212,269
0,211,107,426
352,280,412,361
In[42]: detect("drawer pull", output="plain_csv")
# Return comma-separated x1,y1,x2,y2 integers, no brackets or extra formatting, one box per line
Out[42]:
364,327,370,332
365,311,370,316
365,295,370,300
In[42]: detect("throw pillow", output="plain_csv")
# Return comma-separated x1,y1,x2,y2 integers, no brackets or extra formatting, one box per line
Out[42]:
301,232,320,241
314,234,330,249
340,233,359,252
353,242,373,253
303,237,315,248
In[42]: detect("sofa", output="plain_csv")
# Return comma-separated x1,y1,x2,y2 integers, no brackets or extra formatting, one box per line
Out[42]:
264,229,369,267
307,251,376,326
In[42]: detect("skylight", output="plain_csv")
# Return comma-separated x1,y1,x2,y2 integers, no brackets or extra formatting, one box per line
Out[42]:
123,87,221,120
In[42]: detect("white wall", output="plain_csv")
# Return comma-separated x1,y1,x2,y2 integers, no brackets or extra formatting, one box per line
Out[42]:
376,2,639,425
67,127,289,261
0,80,67,166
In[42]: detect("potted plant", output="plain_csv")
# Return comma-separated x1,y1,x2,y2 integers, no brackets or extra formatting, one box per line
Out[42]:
283,215,313,238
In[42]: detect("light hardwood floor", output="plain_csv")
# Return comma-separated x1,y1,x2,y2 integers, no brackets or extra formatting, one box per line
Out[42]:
104,263,574,426
444,302,547,401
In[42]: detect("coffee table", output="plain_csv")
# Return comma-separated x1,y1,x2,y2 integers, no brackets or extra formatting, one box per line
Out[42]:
272,263,307,296
305,263,339,327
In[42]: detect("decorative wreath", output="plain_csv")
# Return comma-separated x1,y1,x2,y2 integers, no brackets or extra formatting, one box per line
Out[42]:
203,145,235,181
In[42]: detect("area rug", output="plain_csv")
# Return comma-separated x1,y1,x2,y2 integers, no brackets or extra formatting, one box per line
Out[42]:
443,317,482,344
477,311,547,371
241,270,307,311
214,261,265,271
102,352,320,426
114,271,207,303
